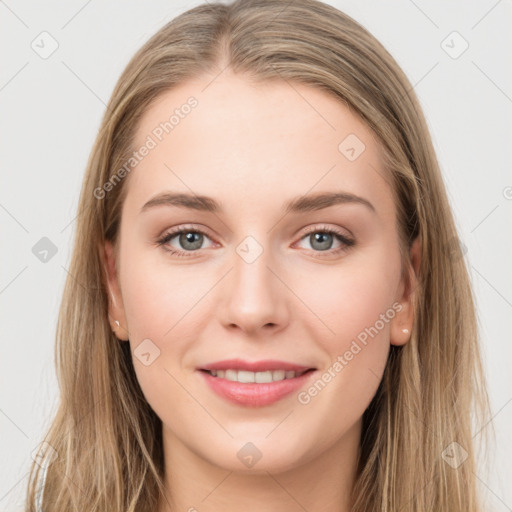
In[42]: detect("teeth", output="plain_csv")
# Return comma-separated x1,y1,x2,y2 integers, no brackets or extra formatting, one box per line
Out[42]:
225,369,237,381
255,371,273,383
208,369,304,383
272,370,285,381
237,370,255,383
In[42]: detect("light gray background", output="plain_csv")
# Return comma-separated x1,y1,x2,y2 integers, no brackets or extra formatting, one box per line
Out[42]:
1,1,511,510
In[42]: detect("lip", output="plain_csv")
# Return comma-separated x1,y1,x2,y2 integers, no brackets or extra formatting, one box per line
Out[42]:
196,359,317,407
198,358,314,373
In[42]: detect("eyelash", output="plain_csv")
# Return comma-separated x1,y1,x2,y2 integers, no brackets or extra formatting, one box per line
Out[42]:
156,224,355,259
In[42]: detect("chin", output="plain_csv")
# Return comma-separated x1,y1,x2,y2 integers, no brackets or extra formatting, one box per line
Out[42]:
199,437,311,475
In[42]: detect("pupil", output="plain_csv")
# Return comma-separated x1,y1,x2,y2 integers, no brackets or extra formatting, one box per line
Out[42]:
180,232,203,250
311,232,332,251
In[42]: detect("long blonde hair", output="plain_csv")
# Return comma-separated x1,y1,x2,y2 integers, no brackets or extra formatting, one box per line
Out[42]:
25,1,491,510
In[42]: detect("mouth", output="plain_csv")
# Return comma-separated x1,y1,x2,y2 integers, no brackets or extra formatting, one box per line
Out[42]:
196,359,317,407
198,368,315,383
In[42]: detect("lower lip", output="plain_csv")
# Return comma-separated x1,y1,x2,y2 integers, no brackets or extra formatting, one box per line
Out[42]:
198,370,316,407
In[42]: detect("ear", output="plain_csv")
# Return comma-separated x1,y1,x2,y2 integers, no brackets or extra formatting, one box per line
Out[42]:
102,240,129,341
390,235,421,346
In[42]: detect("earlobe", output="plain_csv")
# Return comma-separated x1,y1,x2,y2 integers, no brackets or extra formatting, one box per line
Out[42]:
390,235,421,346
102,240,129,341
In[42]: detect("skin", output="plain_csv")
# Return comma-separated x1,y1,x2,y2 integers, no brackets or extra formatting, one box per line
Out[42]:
103,70,421,512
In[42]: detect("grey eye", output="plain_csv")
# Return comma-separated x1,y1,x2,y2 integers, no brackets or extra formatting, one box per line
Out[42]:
177,232,205,251
308,232,334,251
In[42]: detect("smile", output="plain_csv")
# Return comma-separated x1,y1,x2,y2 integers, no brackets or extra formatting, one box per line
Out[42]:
201,368,311,383
196,359,317,407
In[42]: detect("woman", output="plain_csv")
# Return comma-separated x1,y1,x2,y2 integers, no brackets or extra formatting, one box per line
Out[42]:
25,0,490,510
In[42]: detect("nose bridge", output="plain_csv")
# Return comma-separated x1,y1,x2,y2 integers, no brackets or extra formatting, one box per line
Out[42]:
219,233,287,333
232,234,277,306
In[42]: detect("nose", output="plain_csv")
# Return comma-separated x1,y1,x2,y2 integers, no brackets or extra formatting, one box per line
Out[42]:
218,241,289,336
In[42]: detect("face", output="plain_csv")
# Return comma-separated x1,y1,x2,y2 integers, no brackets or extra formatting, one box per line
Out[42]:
103,71,419,474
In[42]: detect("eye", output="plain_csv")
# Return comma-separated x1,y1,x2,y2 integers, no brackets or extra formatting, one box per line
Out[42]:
156,224,355,259
156,225,215,257
295,225,355,256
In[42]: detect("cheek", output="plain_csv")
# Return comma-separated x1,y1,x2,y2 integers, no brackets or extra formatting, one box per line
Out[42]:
119,252,218,398
121,253,208,340
119,258,202,420
294,254,400,348
291,251,400,406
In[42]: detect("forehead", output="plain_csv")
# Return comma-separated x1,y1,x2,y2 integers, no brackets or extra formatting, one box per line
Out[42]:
125,72,394,219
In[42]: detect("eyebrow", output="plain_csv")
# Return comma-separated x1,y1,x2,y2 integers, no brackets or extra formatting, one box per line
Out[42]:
140,191,376,215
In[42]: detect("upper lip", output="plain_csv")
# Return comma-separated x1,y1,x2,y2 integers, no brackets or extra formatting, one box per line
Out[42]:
198,358,315,372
